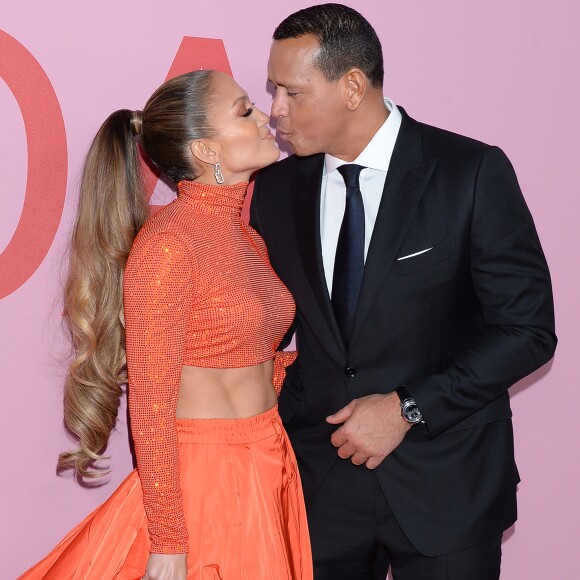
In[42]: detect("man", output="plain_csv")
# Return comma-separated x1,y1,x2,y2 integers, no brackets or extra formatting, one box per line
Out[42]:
251,4,556,579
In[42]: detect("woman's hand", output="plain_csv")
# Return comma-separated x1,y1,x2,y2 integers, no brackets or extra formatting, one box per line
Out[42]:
143,553,187,580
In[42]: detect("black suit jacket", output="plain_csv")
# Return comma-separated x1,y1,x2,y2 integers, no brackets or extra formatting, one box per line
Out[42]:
250,108,556,556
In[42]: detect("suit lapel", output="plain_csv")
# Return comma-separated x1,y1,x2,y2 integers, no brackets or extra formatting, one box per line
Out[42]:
292,155,345,355
350,111,438,347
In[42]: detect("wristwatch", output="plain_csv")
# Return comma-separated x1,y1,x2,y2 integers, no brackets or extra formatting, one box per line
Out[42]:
396,386,424,426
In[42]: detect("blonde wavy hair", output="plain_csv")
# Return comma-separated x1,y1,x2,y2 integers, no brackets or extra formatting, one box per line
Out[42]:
58,70,216,478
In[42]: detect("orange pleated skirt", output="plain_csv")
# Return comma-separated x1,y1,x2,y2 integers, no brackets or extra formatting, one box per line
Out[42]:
19,406,312,579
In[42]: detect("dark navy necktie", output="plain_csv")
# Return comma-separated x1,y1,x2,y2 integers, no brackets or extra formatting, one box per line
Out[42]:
332,164,365,344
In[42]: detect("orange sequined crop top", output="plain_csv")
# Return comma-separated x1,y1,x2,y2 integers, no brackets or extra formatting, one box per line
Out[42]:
123,180,297,554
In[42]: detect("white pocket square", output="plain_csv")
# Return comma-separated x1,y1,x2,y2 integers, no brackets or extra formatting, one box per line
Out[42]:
397,247,433,261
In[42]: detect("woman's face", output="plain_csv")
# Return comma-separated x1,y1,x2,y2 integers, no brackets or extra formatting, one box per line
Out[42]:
203,72,280,183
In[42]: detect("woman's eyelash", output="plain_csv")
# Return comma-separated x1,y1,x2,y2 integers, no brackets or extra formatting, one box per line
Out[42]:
242,103,255,117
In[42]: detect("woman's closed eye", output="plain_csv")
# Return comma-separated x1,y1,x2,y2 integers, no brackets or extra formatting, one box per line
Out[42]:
242,103,255,117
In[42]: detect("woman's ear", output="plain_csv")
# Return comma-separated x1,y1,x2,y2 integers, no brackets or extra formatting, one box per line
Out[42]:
190,140,218,166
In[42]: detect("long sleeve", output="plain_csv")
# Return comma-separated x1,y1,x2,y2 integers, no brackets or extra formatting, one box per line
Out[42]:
123,231,195,554
407,147,556,437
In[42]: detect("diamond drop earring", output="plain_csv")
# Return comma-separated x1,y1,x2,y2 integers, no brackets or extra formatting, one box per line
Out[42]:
214,162,224,184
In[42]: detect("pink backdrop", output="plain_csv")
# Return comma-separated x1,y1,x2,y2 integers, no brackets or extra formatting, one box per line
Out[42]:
1,1,578,577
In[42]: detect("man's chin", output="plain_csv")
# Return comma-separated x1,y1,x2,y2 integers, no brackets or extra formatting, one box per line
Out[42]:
277,134,320,157
288,142,320,157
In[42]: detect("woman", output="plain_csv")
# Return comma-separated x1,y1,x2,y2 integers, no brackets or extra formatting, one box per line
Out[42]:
20,70,312,580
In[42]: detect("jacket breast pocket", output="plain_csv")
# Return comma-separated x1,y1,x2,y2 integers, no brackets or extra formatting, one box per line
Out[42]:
395,233,454,276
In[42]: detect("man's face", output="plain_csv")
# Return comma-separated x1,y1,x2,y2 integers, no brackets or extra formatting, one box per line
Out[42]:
268,35,347,157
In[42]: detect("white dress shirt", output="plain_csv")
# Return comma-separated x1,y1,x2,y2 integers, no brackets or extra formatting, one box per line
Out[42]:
321,98,402,294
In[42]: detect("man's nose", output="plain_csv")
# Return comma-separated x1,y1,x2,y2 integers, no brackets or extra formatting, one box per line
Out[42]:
270,91,288,119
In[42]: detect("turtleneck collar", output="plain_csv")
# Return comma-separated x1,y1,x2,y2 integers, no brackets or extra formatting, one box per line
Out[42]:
177,180,249,218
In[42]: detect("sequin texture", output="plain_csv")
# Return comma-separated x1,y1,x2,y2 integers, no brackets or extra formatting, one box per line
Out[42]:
123,180,297,554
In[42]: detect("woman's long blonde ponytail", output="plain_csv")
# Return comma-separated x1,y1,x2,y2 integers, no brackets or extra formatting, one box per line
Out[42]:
58,109,149,477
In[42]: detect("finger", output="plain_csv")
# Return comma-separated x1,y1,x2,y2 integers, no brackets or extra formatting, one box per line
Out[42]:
365,455,386,470
326,402,355,424
330,427,348,448
350,451,368,466
337,442,356,460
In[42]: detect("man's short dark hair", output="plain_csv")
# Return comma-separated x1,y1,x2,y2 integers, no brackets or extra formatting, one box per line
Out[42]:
273,3,384,88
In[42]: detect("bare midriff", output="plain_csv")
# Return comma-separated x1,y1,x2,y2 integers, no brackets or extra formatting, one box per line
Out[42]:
177,360,276,419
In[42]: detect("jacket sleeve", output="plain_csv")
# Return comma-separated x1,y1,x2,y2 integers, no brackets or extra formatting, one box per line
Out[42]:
123,231,195,553
407,146,556,437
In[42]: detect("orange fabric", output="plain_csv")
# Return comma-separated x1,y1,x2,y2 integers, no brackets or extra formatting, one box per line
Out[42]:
272,350,298,396
122,180,297,553
18,408,313,580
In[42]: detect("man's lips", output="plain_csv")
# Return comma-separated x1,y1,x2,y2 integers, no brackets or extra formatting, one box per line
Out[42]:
276,129,292,141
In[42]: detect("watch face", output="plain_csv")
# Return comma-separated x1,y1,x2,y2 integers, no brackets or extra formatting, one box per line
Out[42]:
402,399,422,424
406,407,422,423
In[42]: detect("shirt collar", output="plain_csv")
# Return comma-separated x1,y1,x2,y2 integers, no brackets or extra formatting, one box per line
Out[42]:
324,98,402,176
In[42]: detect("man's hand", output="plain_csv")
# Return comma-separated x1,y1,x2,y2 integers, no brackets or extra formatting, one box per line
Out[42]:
326,392,410,469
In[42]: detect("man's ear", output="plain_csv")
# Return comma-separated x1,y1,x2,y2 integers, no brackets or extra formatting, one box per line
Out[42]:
343,69,367,111
191,139,218,166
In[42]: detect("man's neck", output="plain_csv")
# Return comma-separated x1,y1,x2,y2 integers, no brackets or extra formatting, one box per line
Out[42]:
330,100,390,162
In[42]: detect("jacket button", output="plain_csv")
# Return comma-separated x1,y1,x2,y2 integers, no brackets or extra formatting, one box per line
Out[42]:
345,367,357,378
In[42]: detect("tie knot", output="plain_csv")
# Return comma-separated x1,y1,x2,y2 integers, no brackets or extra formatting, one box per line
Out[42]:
337,164,364,190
